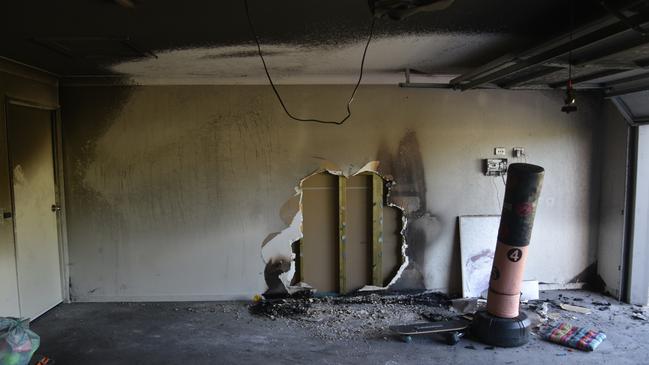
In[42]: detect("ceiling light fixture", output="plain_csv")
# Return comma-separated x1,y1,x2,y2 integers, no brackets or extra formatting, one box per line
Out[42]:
562,79,577,113
562,0,577,114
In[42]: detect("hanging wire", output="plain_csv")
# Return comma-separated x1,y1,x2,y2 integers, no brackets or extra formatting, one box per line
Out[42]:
243,0,376,125
492,176,502,213
568,0,575,83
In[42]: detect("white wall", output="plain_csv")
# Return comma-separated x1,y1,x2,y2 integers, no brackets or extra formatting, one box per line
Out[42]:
596,103,629,299
629,125,649,305
61,85,604,301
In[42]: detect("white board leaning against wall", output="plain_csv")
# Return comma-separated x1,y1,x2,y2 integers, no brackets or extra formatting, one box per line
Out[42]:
459,215,499,299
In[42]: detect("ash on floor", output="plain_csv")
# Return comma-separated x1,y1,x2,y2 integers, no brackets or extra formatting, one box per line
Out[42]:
249,291,456,340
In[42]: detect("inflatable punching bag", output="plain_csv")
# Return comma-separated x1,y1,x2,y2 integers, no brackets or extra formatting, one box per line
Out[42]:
472,163,544,347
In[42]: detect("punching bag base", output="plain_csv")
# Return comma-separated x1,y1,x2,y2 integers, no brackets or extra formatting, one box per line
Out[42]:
471,310,531,347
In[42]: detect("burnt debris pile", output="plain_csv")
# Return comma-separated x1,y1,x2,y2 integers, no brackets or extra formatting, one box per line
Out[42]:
249,290,450,320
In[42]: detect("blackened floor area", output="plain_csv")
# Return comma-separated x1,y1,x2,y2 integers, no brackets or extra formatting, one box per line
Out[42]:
30,290,649,365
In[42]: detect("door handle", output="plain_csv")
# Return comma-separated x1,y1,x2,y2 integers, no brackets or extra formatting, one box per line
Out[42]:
0,208,11,222
51,204,61,212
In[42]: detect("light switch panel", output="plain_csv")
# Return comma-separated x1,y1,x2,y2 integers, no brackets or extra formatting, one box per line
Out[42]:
513,147,525,158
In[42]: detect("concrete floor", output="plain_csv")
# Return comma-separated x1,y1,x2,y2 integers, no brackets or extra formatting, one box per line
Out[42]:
30,290,648,365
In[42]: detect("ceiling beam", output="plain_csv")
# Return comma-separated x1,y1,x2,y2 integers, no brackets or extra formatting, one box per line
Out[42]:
544,60,639,70
606,83,649,97
636,57,649,67
453,8,649,91
572,35,649,65
449,54,516,86
497,66,564,88
604,71,649,86
548,68,628,88
601,0,649,35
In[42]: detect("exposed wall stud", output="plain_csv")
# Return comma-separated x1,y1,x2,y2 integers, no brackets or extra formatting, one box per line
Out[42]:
296,239,303,283
338,176,347,294
371,174,384,286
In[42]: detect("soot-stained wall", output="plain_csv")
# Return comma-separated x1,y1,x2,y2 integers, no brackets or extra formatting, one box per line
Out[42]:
61,85,603,301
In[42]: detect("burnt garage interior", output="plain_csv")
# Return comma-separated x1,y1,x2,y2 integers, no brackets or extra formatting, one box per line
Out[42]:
2,0,649,364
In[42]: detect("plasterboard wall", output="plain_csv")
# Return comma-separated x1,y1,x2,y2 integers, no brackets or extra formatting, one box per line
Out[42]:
60,85,604,301
301,173,339,292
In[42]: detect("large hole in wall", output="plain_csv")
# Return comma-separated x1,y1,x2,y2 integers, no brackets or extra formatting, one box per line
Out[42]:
262,165,407,296
296,172,404,293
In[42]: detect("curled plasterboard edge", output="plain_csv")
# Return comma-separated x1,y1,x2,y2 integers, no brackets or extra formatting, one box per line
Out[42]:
352,160,381,176
260,160,410,294
260,165,344,293
352,160,395,183
267,166,344,291
260,210,302,291
384,185,409,288
310,157,344,177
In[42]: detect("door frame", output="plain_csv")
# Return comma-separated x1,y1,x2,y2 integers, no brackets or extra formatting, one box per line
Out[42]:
4,96,70,305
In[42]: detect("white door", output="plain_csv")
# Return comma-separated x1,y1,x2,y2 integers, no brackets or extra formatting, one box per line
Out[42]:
7,103,62,320
629,125,649,305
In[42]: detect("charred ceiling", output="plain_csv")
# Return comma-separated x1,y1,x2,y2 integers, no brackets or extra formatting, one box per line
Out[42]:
4,0,649,116
2,0,608,78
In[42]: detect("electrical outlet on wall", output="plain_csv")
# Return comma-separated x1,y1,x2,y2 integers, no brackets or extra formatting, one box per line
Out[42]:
513,147,525,158
494,147,506,156
484,158,508,176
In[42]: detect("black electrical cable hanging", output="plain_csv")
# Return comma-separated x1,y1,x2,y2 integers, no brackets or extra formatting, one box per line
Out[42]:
568,0,574,82
243,0,376,125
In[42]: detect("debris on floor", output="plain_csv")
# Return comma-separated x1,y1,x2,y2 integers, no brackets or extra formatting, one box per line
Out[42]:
30,355,55,365
592,300,611,311
249,290,451,340
249,297,311,319
450,298,483,314
631,310,648,321
248,288,645,345
534,302,549,317
524,301,559,326
540,322,606,351
559,303,592,314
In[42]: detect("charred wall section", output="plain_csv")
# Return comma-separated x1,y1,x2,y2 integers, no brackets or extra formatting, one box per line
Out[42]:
60,85,603,300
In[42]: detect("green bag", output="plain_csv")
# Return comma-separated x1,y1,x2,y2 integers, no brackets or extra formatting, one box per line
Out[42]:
0,318,40,365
